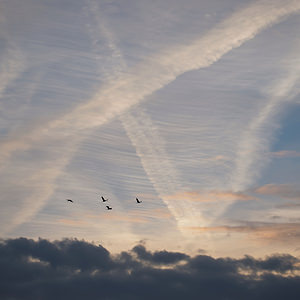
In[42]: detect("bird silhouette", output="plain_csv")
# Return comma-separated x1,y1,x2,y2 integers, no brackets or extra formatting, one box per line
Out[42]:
106,206,112,210
101,196,108,202
136,197,142,203
66,199,74,203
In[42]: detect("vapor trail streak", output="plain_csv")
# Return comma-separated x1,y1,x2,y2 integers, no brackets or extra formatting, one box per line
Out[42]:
0,5,25,102
85,0,199,227
1,0,300,232
231,53,300,191
2,0,299,163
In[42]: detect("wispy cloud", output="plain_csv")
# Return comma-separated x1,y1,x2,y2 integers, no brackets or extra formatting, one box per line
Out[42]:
0,5,26,102
231,42,300,191
98,212,149,224
2,0,300,162
1,140,79,235
58,218,89,227
186,222,300,244
255,184,300,200
120,111,203,227
0,46,25,100
165,190,254,203
270,150,300,158
86,0,200,228
60,212,149,225
277,203,300,209
1,0,300,234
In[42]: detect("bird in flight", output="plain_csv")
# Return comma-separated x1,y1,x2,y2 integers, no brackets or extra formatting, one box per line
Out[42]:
101,196,108,202
136,197,142,204
66,199,74,203
106,206,112,210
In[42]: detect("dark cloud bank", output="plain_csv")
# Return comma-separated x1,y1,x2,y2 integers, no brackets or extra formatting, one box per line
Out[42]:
1,238,300,300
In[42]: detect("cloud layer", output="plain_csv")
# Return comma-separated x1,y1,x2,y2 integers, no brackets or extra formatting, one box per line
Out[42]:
1,237,300,300
255,184,300,200
231,46,300,191
85,0,196,227
2,0,300,161
2,0,299,233
0,0,300,246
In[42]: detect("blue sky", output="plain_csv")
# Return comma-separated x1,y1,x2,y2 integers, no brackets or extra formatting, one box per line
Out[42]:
0,0,300,257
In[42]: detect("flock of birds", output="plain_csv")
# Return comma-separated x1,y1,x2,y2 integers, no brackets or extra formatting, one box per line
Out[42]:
66,196,142,210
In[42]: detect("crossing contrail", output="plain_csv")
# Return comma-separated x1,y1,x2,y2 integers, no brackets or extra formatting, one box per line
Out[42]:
85,0,201,227
1,0,300,233
2,0,299,165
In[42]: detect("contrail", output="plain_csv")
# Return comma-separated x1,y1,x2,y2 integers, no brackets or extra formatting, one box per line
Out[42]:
0,4,26,103
231,48,300,191
0,47,25,101
85,0,201,227
0,133,84,235
2,0,299,164
1,0,300,232
119,111,204,228
2,142,78,235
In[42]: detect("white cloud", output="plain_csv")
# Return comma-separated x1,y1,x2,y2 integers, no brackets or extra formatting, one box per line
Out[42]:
0,4,26,103
231,46,300,191
85,0,200,227
1,0,300,233
0,46,25,100
2,0,299,160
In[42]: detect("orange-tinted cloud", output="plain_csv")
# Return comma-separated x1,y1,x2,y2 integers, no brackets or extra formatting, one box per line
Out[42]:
146,208,173,219
97,213,149,224
59,211,150,227
165,190,254,203
184,222,300,243
58,219,89,226
277,203,300,209
255,184,300,200
270,150,300,158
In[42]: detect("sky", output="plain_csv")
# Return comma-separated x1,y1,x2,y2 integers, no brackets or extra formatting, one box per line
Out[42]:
1,0,300,288
1,0,300,298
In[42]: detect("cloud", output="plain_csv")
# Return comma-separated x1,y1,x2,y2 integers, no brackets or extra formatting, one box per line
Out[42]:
255,184,300,200
2,0,300,160
0,237,300,300
91,0,300,229
58,219,89,227
132,244,189,265
185,222,300,243
0,4,26,103
0,138,80,235
165,190,254,203
230,41,300,191
97,212,149,224
1,0,300,234
277,203,300,209
0,45,25,100
147,208,173,219
209,155,228,162
120,110,201,228
269,150,300,158
85,0,195,228
84,207,173,223
162,190,256,225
